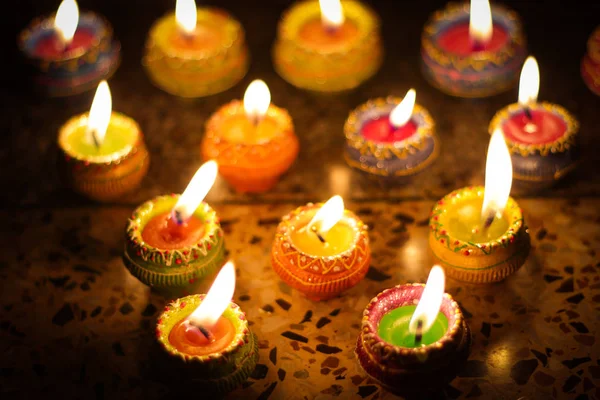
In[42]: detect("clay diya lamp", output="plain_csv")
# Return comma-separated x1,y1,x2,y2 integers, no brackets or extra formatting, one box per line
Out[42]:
156,262,259,394
57,81,149,202
271,195,370,301
581,25,600,96
123,161,226,298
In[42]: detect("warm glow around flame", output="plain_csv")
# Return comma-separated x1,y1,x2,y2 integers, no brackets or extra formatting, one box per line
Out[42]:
87,80,111,146
188,261,236,329
390,89,416,128
176,0,197,36
172,160,218,223
307,195,344,236
409,266,445,334
482,129,513,221
469,0,492,45
243,80,271,122
518,56,540,106
319,0,345,29
54,0,79,45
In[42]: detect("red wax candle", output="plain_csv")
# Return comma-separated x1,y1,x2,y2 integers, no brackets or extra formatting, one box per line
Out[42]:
34,28,95,58
502,110,567,145
169,317,235,356
361,117,418,143
437,23,508,55
142,212,206,250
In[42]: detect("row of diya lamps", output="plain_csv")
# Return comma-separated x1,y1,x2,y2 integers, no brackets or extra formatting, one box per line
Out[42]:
119,123,526,395
20,0,599,99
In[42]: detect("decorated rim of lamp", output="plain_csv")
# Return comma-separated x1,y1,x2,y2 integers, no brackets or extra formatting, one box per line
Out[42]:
587,25,600,64
19,11,113,63
429,186,526,256
489,102,579,157
581,56,600,96
421,2,526,71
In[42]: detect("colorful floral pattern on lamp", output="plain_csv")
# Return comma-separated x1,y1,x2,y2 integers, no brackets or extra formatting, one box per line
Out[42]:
429,131,530,283
273,0,383,92
489,56,580,191
57,81,149,201
123,161,226,298
356,267,471,395
344,89,439,186
157,262,258,394
202,80,299,193
143,0,249,97
18,0,120,97
271,196,370,301
421,0,526,98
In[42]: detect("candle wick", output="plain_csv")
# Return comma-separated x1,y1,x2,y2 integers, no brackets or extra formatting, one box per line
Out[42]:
89,129,101,149
414,319,424,347
523,106,533,121
187,320,214,342
471,40,486,52
171,210,185,226
310,225,327,244
249,114,262,127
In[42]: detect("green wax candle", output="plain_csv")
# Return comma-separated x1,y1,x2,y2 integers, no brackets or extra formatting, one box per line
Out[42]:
60,112,139,161
377,305,448,348
443,198,508,243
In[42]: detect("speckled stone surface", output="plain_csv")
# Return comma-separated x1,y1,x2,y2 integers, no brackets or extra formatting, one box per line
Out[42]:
2,1,600,399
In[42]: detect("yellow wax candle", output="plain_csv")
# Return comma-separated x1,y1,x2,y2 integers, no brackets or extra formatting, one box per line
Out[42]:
59,112,139,161
443,197,509,243
290,210,356,257
219,114,279,145
297,18,360,51
164,15,224,55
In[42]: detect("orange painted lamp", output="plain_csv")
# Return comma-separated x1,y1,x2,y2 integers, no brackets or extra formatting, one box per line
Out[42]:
57,80,149,201
157,262,258,394
271,195,370,300
123,161,225,298
429,130,530,283
202,80,299,193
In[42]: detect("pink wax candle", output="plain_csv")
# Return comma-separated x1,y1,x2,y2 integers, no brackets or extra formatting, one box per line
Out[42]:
437,24,508,55
33,29,95,58
501,110,567,145
360,89,417,144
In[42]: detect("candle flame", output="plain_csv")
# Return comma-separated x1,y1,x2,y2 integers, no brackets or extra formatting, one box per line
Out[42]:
54,0,79,45
243,80,271,123
171,160,218,224
307,195,344,237
389,89,416,128
175,0,197,36
188,261,236,329
319,0,344,29
87,80,112,147
469,0,492,46
518,56,540,106
482,129,513,222
409,266,445,334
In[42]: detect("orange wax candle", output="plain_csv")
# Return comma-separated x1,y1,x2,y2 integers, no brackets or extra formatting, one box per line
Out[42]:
169,25,223,54
142,212,206,250
219,114,279,145
297,18,359,50
169,316,235,356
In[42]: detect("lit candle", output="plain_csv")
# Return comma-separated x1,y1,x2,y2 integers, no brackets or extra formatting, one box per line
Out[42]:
18,0,120,97
156,262,259,393
421,0,526,98
143,0,249,97
489,56,580,189
123,161,225,298
429,131,531,283
271,195,371,300
344,92,438,185
273,0,383,92
582,26,600,96
356,268,471,394
57,81,150,201
202,80,299,193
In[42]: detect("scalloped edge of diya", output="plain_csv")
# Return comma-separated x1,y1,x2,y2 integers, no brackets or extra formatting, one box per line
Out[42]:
271,203,370,301
581,55,600,97
429,186,530,283
356,284,471,395
57,111,150,202
143,8,249,98
156,295,258,394
489,102,580,190
586,25,600,64
18,11,121,97
123,195,226,298
201,100,299,193
420,2,526,98
272,0,383,92
344,96,439,185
